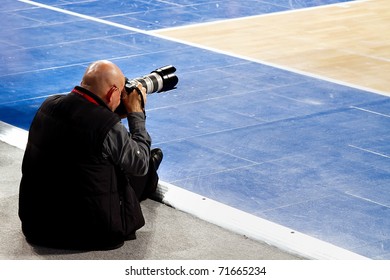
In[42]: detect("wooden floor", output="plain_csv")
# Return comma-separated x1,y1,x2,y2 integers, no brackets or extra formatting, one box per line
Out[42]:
155,0,390,96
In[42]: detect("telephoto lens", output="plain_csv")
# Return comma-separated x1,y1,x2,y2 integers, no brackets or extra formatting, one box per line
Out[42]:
115,65,179,116
125,65,178,94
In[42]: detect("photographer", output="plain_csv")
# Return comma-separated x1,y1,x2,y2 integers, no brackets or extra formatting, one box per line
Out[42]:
18,60,162,250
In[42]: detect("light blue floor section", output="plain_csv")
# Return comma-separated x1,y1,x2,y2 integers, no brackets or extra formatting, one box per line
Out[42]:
2,0,390,259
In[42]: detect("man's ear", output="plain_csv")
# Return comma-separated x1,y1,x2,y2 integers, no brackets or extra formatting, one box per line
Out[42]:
106,86,116,103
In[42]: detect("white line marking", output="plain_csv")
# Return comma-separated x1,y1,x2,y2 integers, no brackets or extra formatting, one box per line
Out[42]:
345,191,390,209
154,32,390,97
0,94,62,105
156,181,369,260
348,144,390,159
0,121,28,150
350,106,390,118
18,0,148,34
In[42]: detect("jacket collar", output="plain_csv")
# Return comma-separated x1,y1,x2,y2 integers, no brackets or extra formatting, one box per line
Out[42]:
72,86,111,111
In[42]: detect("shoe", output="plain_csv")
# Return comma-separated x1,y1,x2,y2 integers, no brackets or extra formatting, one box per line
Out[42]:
151,148,163,170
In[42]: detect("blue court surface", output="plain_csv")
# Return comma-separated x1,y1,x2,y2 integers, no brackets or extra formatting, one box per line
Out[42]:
1,0,390,259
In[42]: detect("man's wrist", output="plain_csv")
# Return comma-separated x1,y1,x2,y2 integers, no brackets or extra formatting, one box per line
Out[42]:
127,112,146,132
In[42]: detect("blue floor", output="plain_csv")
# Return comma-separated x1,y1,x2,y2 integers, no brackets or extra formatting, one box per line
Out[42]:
2,0,390,259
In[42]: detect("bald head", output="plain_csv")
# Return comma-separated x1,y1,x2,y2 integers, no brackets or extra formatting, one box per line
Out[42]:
81,60,125,99
79,60,125,111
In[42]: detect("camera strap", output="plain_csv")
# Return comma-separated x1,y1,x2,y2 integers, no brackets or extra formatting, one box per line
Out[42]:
134,87,146,117
72,87,99,106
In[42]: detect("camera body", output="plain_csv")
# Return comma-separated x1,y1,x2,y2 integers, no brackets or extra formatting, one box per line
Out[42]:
115,65,178,115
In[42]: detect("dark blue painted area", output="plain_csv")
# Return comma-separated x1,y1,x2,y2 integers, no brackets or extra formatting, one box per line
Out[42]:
2,0,390,259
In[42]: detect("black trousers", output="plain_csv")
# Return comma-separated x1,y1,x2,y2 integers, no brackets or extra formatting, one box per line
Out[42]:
129,154,159,201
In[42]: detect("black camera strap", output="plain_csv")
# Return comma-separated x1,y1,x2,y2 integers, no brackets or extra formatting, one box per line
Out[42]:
134,86,146,117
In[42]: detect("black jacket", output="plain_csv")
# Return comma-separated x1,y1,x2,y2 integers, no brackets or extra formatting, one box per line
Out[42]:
19,87,150,250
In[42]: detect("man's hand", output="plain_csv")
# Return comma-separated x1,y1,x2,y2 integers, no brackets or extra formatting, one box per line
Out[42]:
122,83,147,113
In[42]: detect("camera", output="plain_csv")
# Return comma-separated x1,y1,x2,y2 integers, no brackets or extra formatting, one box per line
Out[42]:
125,65,178,94
115,65,178,116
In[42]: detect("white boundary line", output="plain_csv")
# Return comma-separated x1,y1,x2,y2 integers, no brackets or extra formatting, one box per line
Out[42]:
154,34,390,97
18,0,149,34
155,181,370,260
350,106,390,118
12,0,372,259
0,121,28,150
348,144,390,159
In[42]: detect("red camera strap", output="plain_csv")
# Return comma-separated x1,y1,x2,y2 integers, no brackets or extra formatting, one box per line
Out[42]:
72,88,99,105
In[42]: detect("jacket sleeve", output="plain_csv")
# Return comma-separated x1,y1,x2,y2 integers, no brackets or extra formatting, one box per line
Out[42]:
102,112,151,176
